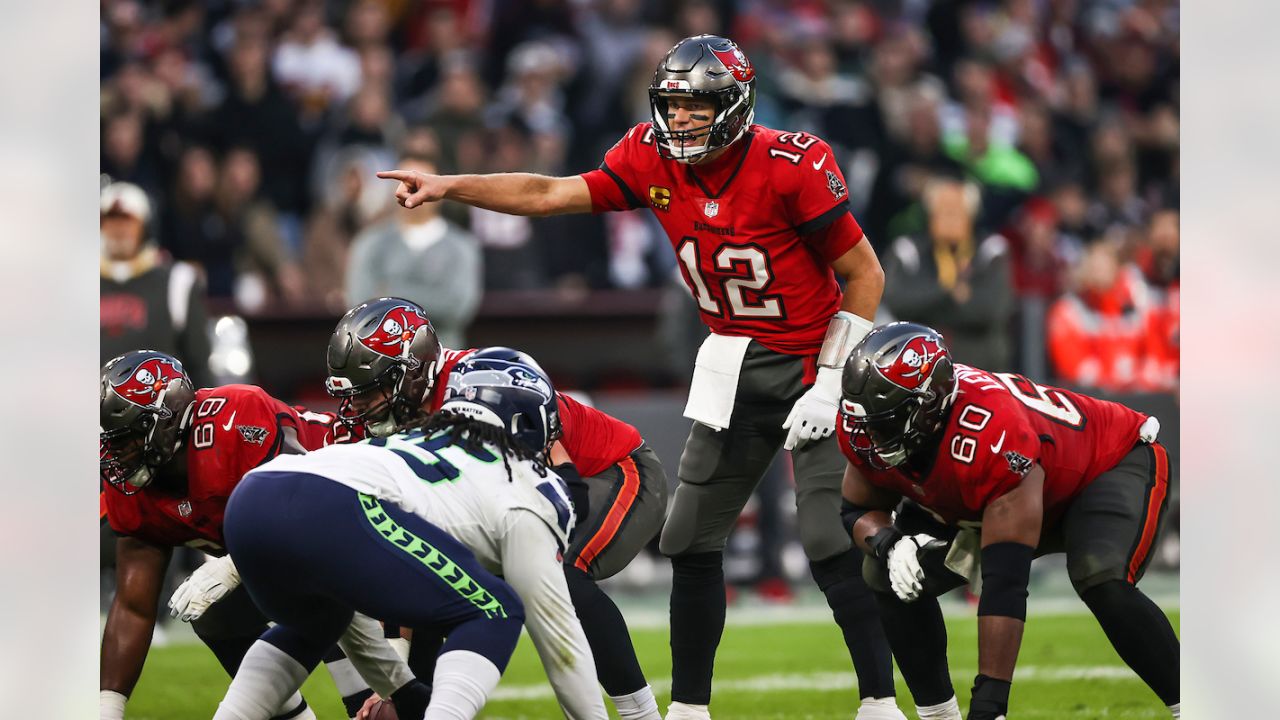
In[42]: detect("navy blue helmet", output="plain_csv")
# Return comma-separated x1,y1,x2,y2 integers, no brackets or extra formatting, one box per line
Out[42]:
441,356,558,455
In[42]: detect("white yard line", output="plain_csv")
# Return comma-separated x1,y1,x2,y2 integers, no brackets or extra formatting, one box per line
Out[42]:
489,665,1145,702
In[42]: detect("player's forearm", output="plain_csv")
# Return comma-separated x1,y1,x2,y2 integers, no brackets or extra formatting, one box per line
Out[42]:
849,511,894,555
443,173,569,217
100,603,155,695
977,615,1025,680
502,513,607,719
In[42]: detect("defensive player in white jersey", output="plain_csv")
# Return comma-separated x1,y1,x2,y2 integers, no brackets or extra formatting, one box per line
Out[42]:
214,357,606,720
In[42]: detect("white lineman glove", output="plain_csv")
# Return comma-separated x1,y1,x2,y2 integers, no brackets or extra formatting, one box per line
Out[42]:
887,533,938,602
169,554,241,622
783,366,842,451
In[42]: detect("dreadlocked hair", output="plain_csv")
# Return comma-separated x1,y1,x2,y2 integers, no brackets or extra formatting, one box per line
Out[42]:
414,411,548,481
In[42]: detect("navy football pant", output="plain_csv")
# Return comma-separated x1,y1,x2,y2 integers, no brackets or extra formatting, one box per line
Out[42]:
223,471,525,674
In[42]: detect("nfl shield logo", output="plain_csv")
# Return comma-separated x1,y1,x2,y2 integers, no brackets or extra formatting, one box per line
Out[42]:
178,499,192,517
704,201,719,218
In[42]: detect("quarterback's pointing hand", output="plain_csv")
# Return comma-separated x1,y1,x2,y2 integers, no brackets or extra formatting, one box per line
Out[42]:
376,169,450,209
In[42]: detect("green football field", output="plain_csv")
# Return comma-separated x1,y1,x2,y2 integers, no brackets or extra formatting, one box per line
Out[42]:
125,608,1178,719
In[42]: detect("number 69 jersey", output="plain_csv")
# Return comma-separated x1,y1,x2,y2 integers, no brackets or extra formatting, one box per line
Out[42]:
248,429,574,572
582,123,864,356
103,384,355,552
838,365,1150,526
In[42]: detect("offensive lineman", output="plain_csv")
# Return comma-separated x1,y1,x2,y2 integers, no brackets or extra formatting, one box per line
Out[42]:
214,357,606,720
325,298,669,720
99,351,405,720
837,322,1179,719
376,35,900,719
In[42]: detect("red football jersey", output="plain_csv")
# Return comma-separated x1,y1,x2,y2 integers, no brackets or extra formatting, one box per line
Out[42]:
582,123,864,355
838,364,1149,526
556,392,643,477
427,347,479,412
103,385,350,552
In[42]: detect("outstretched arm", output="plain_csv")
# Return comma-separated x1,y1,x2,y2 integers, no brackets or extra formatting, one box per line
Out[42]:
500,511,607,719
101,536,172,716
377,170,593,217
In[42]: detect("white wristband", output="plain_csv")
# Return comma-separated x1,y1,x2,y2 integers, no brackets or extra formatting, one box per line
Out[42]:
100,690,127,720
817,311,875,369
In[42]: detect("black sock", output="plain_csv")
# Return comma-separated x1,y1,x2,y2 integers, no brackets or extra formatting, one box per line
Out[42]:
390,679,433,720
669,551,725,705
809,549,896,700
565,565,648,696
409,627,446,688
875,590,954,706
1080,580,1179,705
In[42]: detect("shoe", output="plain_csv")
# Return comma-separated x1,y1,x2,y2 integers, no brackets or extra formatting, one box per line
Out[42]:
667,701,712,720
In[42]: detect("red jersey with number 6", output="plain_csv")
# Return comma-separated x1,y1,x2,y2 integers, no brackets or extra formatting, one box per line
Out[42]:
582,123,864,355
102,385,353,552
837,365,1149,526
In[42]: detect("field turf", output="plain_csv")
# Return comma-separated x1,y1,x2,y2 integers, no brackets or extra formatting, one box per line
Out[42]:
126,608,1178,719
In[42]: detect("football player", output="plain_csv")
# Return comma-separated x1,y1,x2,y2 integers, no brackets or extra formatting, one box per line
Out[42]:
215,357,606,720
99,351,406,720
837,323,1179,719
326,298,668,720
376,35,899,720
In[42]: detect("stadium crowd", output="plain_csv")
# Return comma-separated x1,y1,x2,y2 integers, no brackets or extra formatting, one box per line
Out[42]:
100,0,1179,394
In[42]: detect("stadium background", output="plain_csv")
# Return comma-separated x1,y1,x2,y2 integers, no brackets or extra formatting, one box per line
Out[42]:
99,0,1179,714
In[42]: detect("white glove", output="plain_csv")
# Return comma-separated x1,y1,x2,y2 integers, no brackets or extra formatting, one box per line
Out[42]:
783,366,842,451
100,690,126,720
887,533,937,602
169,554,241,622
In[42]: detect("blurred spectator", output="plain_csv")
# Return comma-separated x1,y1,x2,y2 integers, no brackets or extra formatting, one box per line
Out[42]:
346,151,482,348
210,33,311,217
157,145,224,289
485,40,572,173
943,100,1039,202
1046,237,1151,391
1086,157,1147,236
883,177,1016,370
272,0,362,121
100,181,212,387
1002,196,1082,378
214,147,307,310
1136,208,1179,392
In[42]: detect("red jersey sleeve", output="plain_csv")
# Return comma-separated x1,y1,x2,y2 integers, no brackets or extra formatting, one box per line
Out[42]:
580,124,654,213
187,386,293,498
951,401,1042,514
780,136,861,252
555,392,643,478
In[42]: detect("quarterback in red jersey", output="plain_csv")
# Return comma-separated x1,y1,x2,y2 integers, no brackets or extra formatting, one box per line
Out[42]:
836,323,1179,720
376,35,897,720
325,299,669,719
99,351,380,720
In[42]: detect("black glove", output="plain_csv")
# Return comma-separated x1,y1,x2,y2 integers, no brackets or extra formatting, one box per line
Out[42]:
966,674,1011,719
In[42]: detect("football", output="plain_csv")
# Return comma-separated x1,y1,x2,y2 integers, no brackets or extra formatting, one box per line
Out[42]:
365,699,398,720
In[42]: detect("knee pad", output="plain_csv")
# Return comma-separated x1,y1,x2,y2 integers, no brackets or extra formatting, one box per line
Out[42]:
659,484,723,557
796,513,852,562
1068,552,1127,596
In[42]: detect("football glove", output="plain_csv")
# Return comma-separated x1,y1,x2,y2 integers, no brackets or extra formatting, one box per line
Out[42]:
887,533,943,602
783,366,842,451
169,554,241,622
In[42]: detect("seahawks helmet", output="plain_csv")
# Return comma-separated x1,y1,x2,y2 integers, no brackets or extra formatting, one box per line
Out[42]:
100,350,196,494
441,356,558,455
649,34,756,164
326,297,441,437
840,323,957,470
465,346,561,441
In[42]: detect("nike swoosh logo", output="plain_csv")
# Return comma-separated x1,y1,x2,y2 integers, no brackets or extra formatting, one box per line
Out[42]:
812,153,827,170
990,431,1006,454
222,411,237,431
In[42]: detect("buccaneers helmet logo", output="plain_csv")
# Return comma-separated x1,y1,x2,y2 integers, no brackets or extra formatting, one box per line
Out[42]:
111,358,182,407
710,45,754,83
359,305,432,364
876,335,945,391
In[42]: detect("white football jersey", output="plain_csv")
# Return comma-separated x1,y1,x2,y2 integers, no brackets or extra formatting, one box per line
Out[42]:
247,428,574,571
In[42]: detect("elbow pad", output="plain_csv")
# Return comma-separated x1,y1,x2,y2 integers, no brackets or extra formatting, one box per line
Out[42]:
976,542,1034,621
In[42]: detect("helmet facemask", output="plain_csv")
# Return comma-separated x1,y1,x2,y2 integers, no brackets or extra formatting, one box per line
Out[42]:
328,360,435,438
100,352,195,494
649,87,754,164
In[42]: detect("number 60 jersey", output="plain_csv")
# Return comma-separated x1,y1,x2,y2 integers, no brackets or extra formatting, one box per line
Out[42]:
837,365,1151,526
582,123,863,356
249,429,574,572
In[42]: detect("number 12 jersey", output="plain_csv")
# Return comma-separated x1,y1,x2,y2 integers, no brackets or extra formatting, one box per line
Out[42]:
582,123,865,355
